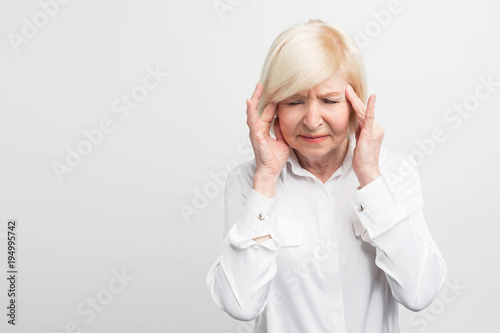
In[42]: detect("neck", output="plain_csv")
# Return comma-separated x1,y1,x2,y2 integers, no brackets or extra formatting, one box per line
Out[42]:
294,138,350,184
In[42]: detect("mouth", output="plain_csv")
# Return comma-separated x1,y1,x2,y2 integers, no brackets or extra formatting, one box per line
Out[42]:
299,135,329,143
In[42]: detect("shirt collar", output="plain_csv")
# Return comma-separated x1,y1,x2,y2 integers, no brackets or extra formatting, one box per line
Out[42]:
280,133,356,185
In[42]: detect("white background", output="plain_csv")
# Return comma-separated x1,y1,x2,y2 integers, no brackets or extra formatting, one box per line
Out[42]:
1,0,499,332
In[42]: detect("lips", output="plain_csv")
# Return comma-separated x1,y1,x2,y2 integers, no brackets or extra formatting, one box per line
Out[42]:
301,135,328,139
299,135,329,143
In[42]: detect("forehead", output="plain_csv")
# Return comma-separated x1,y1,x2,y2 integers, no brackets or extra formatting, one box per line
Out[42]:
295,73,347,97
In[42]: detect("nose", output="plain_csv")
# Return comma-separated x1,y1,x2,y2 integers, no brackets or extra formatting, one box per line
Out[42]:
302,100,323,130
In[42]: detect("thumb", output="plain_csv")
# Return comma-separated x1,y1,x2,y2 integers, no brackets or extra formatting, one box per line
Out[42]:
274,117,286,143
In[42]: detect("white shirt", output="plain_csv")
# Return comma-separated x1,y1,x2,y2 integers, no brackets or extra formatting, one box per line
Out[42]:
206,134,447,333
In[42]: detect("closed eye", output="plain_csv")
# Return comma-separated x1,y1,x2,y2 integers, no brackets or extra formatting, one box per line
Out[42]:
285,99,342,106
324,99,341,104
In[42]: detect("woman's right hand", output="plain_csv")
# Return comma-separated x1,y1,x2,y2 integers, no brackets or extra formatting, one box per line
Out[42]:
246,82,290,197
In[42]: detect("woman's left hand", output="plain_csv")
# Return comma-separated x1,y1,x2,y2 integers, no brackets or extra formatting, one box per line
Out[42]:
345,84,384,188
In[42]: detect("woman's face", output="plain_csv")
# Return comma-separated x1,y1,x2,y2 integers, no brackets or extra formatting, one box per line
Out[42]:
276,73,351,161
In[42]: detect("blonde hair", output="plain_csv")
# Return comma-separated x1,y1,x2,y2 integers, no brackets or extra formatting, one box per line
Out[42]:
258,19,367,139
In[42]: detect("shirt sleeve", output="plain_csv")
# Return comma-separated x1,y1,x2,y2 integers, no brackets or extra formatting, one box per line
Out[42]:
349,153,448,312
206,164,281,321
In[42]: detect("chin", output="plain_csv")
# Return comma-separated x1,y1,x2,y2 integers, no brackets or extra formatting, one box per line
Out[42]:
295,145,332,156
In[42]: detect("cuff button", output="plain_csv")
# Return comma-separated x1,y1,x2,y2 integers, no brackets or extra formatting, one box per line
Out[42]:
258,213,266,221
358,204,364,212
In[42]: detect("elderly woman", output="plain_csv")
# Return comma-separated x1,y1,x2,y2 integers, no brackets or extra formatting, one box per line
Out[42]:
206,19,447,333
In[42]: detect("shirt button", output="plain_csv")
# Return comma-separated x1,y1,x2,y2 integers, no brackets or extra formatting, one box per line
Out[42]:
358,204,364,212
258,213,266,221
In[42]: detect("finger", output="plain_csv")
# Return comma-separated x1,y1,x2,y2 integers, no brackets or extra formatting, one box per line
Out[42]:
355,121,362,143
246,82,264,129
251,82,264,104
345,84,367,122
246,98,260,134
363,94,377,132
354,106,364,129
274,116,286,143
261,101,277,124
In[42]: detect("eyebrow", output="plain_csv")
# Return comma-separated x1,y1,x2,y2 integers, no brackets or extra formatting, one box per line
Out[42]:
288,92,344,99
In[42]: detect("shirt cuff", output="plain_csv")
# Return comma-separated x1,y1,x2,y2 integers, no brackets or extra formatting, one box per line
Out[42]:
350,174,408,244
228,188,278,249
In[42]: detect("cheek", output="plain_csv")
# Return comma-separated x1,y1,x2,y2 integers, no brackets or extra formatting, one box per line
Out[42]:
276,109,297,136
327,108,351,130
277,117,295,138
